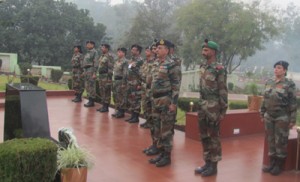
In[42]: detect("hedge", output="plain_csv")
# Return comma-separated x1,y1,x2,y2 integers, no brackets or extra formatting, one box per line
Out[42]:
20,76,40,86
177,97,199,112
229,100,248,110
51,69,63,83
0,138,58,182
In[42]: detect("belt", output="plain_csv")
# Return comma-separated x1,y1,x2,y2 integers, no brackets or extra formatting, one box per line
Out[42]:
83,65,92,69
153,92,169,98
99,71,108,74
114,76,123,80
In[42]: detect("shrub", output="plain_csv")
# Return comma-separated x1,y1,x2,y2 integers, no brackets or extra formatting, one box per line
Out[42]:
177,97,199,112
229,100,248,110
18,62,32,75
0,138,57,182
67,78,73,90
244,83,259,96
297,97,300,109
228,82,234,91
51,69,63,83
20,76,40,86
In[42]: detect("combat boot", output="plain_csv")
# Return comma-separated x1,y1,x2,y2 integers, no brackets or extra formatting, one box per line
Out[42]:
195,160,211,174
149,152,164,164
155,152,171,167
145,145,160,156
71,94,78,102
201,162,217,177
73,93,82,103
125,112,134,122
111,108,120,117
128,112,139,123
84,97,94,107
262,156,276,173
270,157,285,176
99,103,109,112
115,109,125,118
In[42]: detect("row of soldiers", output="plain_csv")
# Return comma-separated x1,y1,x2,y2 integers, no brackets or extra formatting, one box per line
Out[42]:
71,39,182,167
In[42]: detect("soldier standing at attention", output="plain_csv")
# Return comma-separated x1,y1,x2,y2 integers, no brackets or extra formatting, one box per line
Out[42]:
83,40,99,107
124,44,144,123
195,39,228,176
96,44,114,112
112,48,128,118
140,46,155,129
71,45,84,103
261,61,297,176
148,39,181,167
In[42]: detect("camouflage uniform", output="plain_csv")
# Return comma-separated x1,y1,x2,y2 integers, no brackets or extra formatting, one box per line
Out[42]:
260,78,297,158
126,56,144,114
97,53,114,105
198,62,228,162
113,57,128,111
151,56,181,153
83,48,99,99
141,57,155,127
71,52,84,95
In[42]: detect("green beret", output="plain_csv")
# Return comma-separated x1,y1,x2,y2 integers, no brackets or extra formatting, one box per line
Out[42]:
156,39,172,48
202,39,219,51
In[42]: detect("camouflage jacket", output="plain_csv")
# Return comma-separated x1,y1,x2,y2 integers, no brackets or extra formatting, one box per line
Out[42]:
151,56,181,105
140,57,155,90
113,57,128,85
82,48,99,72
260,77,297,124
71,52,83,68
97,52,114,78
199,61,228,119
126,56,144,85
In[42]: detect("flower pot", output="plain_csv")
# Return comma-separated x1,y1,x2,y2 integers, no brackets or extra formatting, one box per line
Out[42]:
247,95,263,111
61,167,87,182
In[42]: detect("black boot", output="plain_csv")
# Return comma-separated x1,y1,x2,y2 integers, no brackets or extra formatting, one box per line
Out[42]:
125,112,134,122
145,145,160,156
149,152,164,164
202,162,218,177
270,157,285,176
128,112,139,123
73,93,82,103
262,156,276,173
195,160,211,174
99,103,109,112
115,109,125,118
84,97,94,107
71,94,78,102
155,152,171,167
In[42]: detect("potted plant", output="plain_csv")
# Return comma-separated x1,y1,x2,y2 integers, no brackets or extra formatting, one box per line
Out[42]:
57,145,94,182
247,83,263,111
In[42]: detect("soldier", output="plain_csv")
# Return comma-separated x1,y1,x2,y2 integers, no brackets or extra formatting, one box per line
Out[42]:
194,39,228,176
82,40,99,107
71,45,84,103
261,60,297,176
140,46,155,128
112,47,128,118
147,39,181,167
96,44,114,112
124,44,144,123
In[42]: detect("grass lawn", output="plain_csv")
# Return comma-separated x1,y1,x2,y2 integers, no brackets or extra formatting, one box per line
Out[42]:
0,75,68,91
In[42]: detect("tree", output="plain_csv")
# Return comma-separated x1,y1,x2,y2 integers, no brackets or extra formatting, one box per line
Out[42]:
121,0,186,49
0,0,106,69
176,0,281,73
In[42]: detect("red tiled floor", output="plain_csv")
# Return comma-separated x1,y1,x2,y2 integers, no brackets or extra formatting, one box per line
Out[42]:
1,96,300,182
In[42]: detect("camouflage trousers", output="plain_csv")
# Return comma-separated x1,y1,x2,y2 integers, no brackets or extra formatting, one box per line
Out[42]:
72,68,84,95
113,80,127,110
98,74,112,104
84,68,96,99
152,95,175,152
127,84,142,113
264,113,290,158
142,90,152,123
198,109,222,162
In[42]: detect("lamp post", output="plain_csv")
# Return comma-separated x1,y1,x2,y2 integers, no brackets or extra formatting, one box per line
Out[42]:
189,101,194,112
